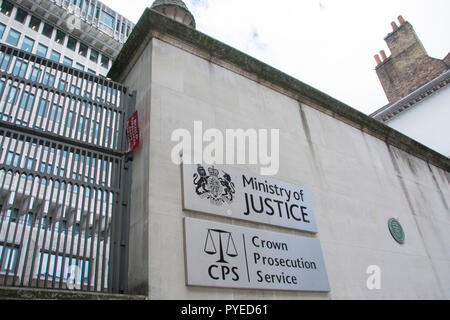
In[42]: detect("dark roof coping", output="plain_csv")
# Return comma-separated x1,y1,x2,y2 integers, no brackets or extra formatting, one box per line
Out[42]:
108,9,450,171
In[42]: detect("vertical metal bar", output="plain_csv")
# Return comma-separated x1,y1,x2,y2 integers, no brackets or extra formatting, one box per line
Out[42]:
27,140,49,287
15,138,38,286
9,137,34,286
2,135,26,284
93,155,104,291
98,156,107,291
0,131,14,232
67,148,83,291
1,167,21,287
20,173,40,287
35,142,54,288
41,145,58,288
19,138,41,287
74,151,87,290
104,156,115,292
58,147,76,290
80,154,91,291
52,145,68,288
6,169,27,285
49,145,65,289
88,157,100,291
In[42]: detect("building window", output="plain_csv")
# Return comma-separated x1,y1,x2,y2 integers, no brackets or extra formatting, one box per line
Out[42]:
82,0,88,13
100,10,115,29
43,73,55,87
67,36,77,51
75,63,84,71
58,79,67,90
37,99,47,116
100,55,109,69
19,92,35,111
13,60,27,77
78,42,88,57
29,16,41,31
36,43,48,58
6,208,19,223
0,23,5,39
0,244,18,273
62,56,73,67
40,216,52,231
0,0,13,16
89,49,99,63
55,29,65,45
29,66,41,82
6,151,20,167
89,3,94,16
42,23,53,38
4,84,18,105
87,68,96,75
55,106,62,123
21,36,35,52
49,50,61,62
36,251,89,284
67,111,73,128
14,7,28,24
6,28,21,46
24,156,34,170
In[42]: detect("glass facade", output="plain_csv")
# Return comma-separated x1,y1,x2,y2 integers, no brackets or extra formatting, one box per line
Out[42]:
0,0,136,76
36,43,48,57
6,28,20,46
21,36,34,52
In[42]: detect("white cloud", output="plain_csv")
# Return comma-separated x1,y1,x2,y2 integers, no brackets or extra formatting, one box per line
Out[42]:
102,0,450,115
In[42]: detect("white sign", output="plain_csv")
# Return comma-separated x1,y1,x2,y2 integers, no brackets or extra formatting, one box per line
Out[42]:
184,217,330,292
182,163,317,233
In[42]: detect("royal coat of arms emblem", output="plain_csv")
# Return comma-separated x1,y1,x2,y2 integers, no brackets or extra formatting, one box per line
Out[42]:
193,165,235,206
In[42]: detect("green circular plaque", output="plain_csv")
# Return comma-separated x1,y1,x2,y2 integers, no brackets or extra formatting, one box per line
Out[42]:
388,218,405,244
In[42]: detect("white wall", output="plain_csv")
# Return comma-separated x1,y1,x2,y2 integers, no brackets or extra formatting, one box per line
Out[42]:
123,36,450,300
387,85,450,158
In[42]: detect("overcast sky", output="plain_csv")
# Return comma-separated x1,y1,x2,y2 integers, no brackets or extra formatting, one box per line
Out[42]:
101,0,450,115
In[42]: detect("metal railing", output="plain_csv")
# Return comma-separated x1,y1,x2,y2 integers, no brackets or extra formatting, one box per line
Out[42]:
0,43,133,293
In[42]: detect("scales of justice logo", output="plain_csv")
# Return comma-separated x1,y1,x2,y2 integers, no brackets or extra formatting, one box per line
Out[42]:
204,229,238,263
203,229,240,282
193,165,235,206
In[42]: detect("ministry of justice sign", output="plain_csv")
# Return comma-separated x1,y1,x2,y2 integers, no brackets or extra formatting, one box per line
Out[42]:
184,217,330,292
182,163,317,233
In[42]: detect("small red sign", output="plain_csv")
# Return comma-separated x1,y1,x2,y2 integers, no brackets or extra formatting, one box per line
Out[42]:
126,111,140,152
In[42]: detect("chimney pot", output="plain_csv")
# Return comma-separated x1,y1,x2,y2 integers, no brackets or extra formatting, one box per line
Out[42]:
391,21,398,31
398,15,405,25
374,54,382,65
380,50,387,61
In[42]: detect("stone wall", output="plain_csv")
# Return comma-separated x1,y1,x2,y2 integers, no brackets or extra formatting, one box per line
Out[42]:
122,35,450,299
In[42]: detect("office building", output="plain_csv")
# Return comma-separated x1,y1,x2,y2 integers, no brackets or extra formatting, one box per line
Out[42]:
0,0,135,293
0,0,135,76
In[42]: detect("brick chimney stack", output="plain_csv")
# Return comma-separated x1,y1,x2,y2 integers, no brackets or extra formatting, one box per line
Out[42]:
374,16,449,104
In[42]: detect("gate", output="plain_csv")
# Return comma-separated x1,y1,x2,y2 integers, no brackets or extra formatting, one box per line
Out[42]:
0,44,134,293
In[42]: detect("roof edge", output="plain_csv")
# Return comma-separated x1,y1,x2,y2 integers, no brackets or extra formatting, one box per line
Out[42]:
108,9,450,171
371,69,450,120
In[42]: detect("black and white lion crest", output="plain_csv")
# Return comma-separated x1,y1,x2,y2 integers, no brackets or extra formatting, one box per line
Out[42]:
193,165,235,206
